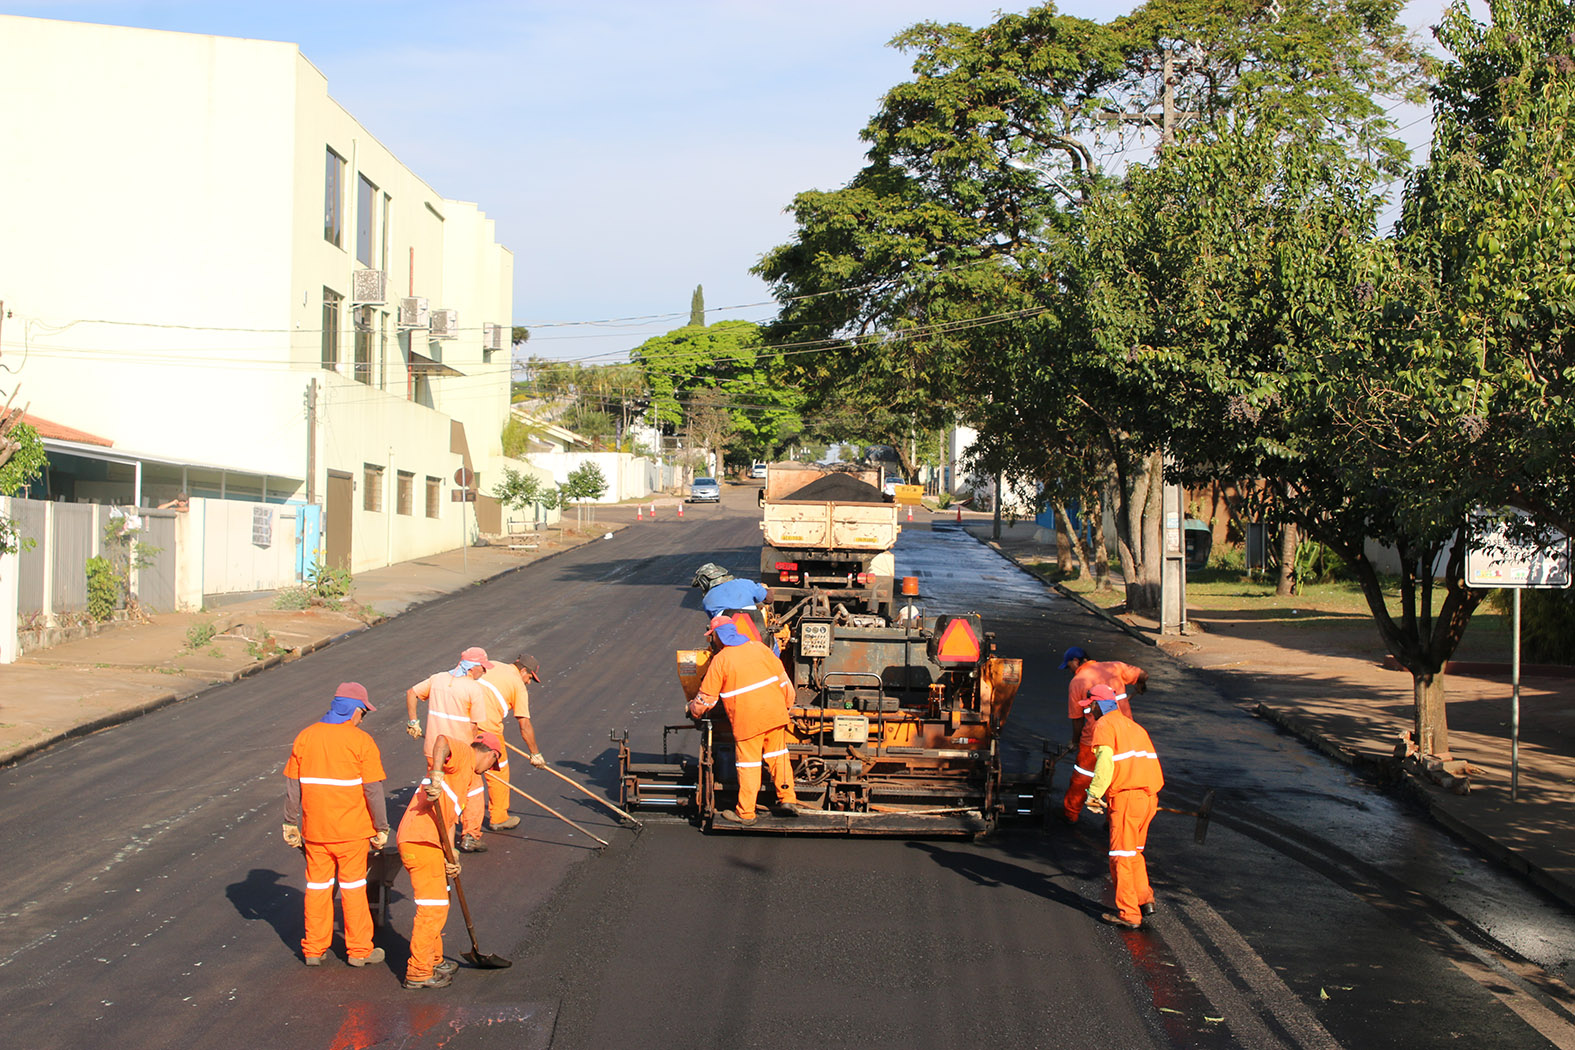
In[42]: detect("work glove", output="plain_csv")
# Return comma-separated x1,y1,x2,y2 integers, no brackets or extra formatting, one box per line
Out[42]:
444,860,461,879
406,719,423,739
425,774,444,801
370,829,388,849
282,823,302,848
529,752,547,769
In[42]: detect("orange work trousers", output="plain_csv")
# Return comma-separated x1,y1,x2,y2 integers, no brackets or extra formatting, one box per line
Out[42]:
487,753,512,825
399,841,450,981
1062,744,1098,823
1107,788,1157,925
733,726,798,821
302,839,374,959
460,776,488,840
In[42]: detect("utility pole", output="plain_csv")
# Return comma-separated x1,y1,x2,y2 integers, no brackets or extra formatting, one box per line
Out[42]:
305,379,318,504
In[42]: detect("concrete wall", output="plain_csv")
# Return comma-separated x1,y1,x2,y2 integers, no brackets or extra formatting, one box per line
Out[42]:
524,451,681,504
194,498,302,598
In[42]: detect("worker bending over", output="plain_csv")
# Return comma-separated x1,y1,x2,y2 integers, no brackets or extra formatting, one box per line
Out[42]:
1083,684,1164,929
282,682,389,967
406,646,491,852
476,651,549,831
687,613,801,825
1060,646,1148,824
395,731,503,989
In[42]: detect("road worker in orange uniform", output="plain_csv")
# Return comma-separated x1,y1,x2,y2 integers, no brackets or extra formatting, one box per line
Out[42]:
687,614,801,824
476,652,548,830
282,682,389,967
1083,684,1164,929
1060,646,1148,824
405,646,491,852
395,731,503,989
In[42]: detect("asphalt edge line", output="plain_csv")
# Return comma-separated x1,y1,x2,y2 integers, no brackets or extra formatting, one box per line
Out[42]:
971,531,1575,914
0,539,595,772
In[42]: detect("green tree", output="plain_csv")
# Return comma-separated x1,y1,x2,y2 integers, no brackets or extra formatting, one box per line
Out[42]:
689,284,705,328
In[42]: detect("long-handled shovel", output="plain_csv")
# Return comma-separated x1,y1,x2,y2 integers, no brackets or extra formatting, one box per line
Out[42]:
504,742,643,828
1157,789,1217,845
431,801,511,968
486,772,609,847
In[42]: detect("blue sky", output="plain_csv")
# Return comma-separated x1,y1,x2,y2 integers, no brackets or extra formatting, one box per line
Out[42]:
9,1,1457,363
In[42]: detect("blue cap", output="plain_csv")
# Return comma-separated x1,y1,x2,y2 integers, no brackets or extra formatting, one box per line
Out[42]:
1092,697,1121,718
450,659,480,677
712,623,749,647
1059,646,1088,669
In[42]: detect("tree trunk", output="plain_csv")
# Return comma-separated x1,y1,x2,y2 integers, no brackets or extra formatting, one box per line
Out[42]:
1094,484,1113,589
1276,520,1299,596
992,472,1003,541
1115,450,1164,615
1413,671,1450,759
1210,482,1231,551
1054,501,1091,580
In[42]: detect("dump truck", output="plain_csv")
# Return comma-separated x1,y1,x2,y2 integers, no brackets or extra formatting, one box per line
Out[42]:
758,462,901,622
616,463,1028,836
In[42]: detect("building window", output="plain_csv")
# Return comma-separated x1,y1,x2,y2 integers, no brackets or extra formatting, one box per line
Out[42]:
353,310,372,385
321,288,342,370
363,464,383,512
426,476,441,518
378,311,389,390
324,148,345,247
397,471,414,516
356,174,377,266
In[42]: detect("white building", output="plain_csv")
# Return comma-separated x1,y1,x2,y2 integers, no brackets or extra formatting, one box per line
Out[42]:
0,14,544,573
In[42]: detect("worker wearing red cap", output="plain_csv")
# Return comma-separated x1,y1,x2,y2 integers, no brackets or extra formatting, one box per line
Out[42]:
1084,684,1164,929
395,731,502,989
1059,646,1148,824
405,647,491,851
476,652,549,831
687,614,800,824
283,682,389,967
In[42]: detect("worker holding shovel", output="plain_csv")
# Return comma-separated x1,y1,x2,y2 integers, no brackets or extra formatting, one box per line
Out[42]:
395,732,503,989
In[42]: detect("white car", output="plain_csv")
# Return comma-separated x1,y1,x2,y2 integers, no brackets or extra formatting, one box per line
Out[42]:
687,477,721,503
749,462,767,479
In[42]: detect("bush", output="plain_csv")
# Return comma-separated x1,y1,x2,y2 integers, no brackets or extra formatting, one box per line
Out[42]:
273,586,311,610
185,622,216,650
1486,588,1575,664
307,562,354,610
1208,544,1247,573
86,556,116,621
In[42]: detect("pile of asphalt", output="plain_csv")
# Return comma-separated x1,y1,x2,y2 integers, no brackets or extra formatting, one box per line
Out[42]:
788,474,886,502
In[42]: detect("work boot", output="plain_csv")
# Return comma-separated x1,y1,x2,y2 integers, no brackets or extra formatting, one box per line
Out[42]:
724,809,757,826
1100,912,1142,930
770,802,800,818
434,957,459,976
347,947,385,967
404,970,454,990
459,834,488,853
1140,902,1156,917
492,815,521,830
303,950,332,966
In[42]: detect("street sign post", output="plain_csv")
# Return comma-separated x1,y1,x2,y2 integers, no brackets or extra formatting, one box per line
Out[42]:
1465,508,1572,800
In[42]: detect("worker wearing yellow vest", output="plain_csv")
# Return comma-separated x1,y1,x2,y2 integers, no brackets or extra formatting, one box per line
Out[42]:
687,614,801,824
282,682,389,966
1084,683,1164,929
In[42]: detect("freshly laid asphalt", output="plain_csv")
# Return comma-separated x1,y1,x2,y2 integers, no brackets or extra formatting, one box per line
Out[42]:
4,502,1571,912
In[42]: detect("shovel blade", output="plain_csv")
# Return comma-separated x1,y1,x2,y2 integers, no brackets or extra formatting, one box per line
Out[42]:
463,950,513,969
1194,789,1216,845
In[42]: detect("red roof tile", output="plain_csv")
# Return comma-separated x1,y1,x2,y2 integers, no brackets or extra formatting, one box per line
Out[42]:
22,413,113,448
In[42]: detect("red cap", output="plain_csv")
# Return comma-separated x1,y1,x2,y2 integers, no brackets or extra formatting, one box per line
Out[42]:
335,682,376,711
474,731,504,755
460,646,495,669
1088,683,1118,703
707,613,732,631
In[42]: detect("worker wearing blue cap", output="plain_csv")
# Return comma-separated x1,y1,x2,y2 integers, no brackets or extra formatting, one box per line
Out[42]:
1060,646,1148,824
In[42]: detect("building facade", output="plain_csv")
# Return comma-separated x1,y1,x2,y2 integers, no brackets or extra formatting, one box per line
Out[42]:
0,15,535,573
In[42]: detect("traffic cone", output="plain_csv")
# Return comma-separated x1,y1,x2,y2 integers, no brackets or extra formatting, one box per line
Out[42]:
650,501,657,519
955,504,962,523
906,505,913,522
637,506,643,521
677,502,684,519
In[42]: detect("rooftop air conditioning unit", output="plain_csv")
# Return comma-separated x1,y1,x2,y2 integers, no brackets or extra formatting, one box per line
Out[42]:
482,323,507,352
430,308,459,340
352,268,387,305
398,297,429,329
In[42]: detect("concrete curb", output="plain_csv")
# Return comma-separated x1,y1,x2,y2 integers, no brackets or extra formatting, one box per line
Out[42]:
970,530,1575,910
0,536,600,771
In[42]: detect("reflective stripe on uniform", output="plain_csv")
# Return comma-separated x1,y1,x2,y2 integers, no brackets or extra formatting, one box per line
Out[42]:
1111,749,1158,761
1073,764,1095,777
413,898,450,906
497,757,509,770
478,678,510,716
1109,849,1139,857
423,777,462,809
428,710,472,724
306,879,336,890
339,877,367,890
763,748,789,760
721,675,780,699
299,776,364,786
467,784,485,798
735,760,762,768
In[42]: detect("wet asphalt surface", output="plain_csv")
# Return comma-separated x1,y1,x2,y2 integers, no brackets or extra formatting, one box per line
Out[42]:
1,489,1572,1049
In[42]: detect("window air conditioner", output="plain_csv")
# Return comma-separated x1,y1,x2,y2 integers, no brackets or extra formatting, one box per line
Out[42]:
398,297,430,329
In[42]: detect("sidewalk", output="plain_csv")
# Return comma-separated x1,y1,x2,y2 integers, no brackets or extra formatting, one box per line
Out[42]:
966,518,1575,909
0,517,634,767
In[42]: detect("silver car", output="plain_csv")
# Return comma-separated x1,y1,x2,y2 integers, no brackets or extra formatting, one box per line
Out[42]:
687,477,721,503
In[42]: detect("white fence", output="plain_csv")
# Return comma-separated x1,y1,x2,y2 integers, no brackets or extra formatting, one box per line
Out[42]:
526,451,684,504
